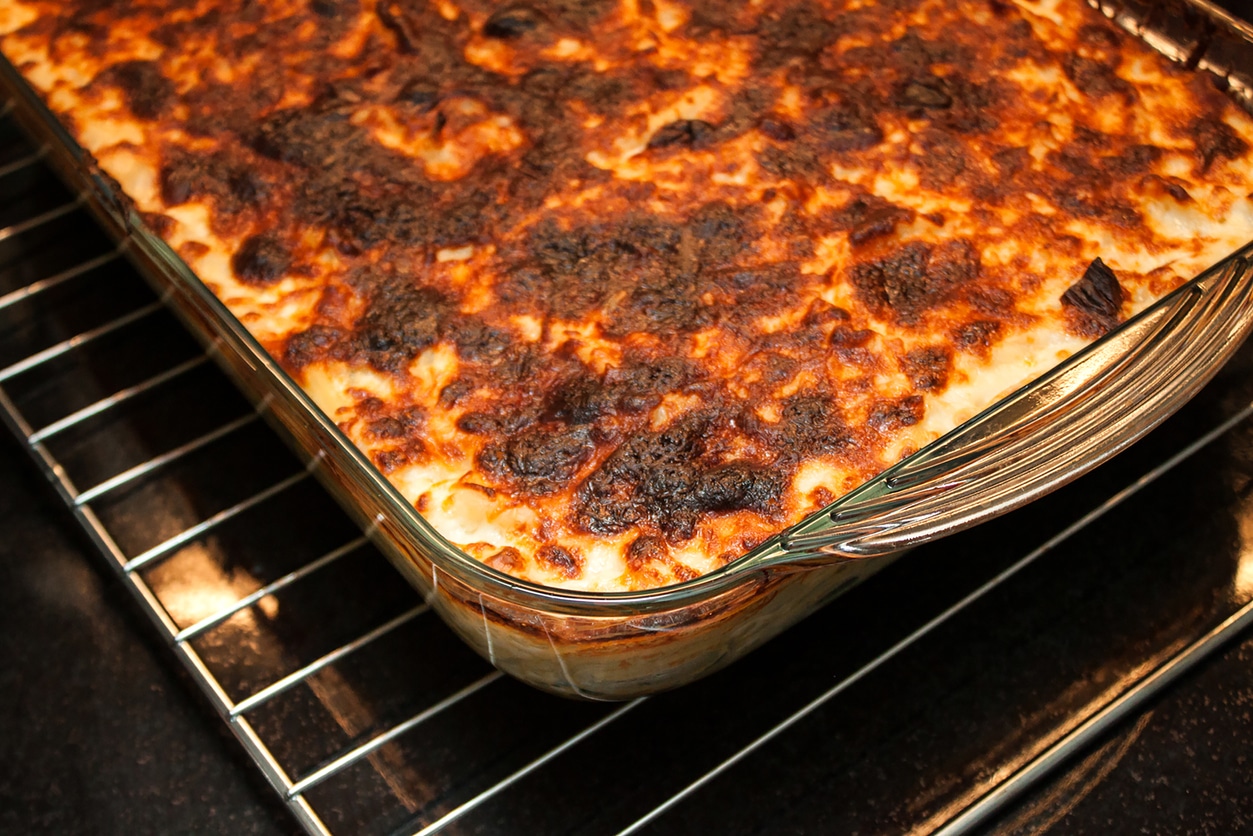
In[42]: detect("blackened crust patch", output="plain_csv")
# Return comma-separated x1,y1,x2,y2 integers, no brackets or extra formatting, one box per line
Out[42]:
102,60,174,119
231,234,290,286
577,416,783,541
851,239,980,325
1061,257,1125,336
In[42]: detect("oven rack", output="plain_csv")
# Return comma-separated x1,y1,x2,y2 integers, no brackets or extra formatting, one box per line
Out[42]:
2,99,1253,835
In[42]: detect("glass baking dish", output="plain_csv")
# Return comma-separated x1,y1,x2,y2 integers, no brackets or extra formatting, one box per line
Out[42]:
5,0,1253,700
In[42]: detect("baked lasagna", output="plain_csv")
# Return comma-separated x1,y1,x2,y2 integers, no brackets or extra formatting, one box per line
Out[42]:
4,0,1253,590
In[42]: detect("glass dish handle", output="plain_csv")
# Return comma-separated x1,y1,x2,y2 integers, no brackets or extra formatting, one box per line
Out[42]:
763,255,1253,566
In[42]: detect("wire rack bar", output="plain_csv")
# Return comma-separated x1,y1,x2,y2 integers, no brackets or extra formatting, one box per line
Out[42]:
121,470,312,573
931,595,1253,835
285,670,506,799
0,146,44,178
0,195,83,244
0,250,121,312
412,697,648,836
0,298,162,382
0,180,338,835
1,387,332,836
174,536,370,643
614,397,1253,836
72,411,259,506
230,603,432,717
28,354,209,443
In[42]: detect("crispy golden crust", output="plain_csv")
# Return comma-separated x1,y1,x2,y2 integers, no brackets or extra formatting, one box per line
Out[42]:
5,0,1253,589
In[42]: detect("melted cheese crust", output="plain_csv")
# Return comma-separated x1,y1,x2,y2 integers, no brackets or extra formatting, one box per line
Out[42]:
5,0,1253,590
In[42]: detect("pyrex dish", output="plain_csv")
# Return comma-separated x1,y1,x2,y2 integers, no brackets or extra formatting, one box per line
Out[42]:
4,0,1253,699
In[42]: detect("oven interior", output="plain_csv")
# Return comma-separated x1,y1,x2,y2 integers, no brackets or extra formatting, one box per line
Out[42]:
3,41,1253,836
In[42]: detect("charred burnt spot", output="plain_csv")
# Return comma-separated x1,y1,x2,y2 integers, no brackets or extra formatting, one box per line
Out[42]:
456,411,502,435
349,276,456,372
774,393,858,456
647,119,717,151
741,350,800,389
1192,116,1250,173
377,2,426,52
253,96,498,240
823,195,917,247
1055,187,1142,230
546,356,703,425
159,149,206,207
1076,22,1122,53
886,30,972,73
836,27,975,85
868,395,926,433
1062,257,1125,337
395,79,442,112
576,415,783,540
900,345,953,392
284,324,345,369
146,7,226,48
802,298,852,327
1096,143,1163,178
160,147,271,213
951,319,1002,355
811,102,884,153
536,545,583,579
456,401,541,435
100,60,175,120
548,374,619,425
1048,144,1109,183
1139,173,1194,204
457,340,552,391
608,356,705,412
895,78,953,112
828,325,879,366
512,205,764,335
370,435,428,473
478,423,595,495
307,181,494,264
991,145,1032,179
250,104,363,169
625,534,668,571
759,117,797,142
755,3,836,68
515,215,681,320
1064,54,1134,101
937,78,1003,135
372,448,411,473
850,238,981,325
365,406,426,441
137,213,173,240
915,129,975,191
700,263,810,335
558,71,638,121
232,233,292,286
436,313,514,370
308,0,344,18
310,188,432,256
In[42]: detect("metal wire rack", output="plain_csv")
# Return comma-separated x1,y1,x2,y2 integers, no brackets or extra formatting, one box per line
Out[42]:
3,97,1253,835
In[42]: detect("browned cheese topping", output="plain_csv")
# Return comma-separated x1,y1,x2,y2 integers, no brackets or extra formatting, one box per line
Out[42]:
5,0,1253,589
